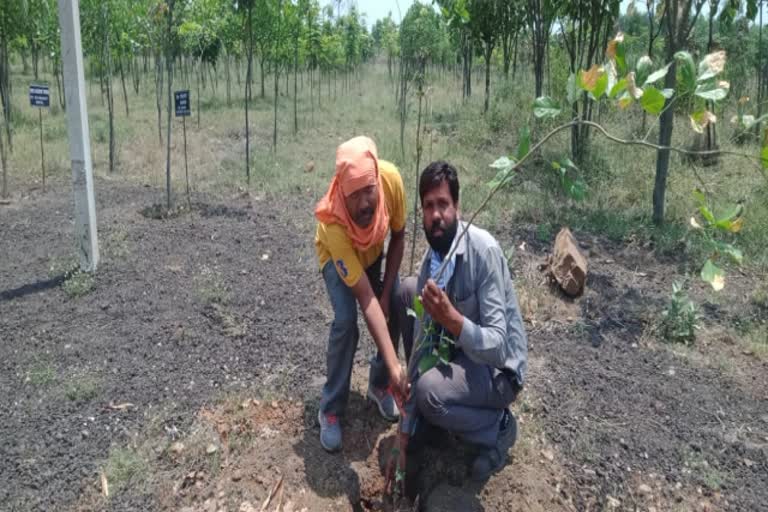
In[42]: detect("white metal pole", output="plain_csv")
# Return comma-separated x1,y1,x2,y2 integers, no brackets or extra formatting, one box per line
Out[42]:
58,0,99,272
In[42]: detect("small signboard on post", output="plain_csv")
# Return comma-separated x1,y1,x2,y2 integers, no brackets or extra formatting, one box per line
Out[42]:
174,90,191,117
175,90,191,207
30,84,50,192
30,84,50,107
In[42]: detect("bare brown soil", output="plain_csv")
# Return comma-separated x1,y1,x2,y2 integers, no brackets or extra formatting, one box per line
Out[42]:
2,178,767,511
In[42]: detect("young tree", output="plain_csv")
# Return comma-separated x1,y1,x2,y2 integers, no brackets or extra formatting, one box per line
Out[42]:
561,0,619,162
499,0,526,79
273,0,284,151
528,0,563,97
652,0,707,224
0,0,23,152
164,0,177,209
399,2,443,157
468,0,503,113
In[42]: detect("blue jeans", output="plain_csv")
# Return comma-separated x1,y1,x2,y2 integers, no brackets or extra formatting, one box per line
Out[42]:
319,257,410,416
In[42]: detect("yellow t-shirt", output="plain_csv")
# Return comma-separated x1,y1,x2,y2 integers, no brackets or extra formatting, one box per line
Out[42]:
315,160,406,286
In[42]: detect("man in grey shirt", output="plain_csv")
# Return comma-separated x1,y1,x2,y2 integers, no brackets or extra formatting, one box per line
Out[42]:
386,161,528,488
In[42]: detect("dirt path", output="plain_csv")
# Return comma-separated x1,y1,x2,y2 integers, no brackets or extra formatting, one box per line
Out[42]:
1,180,767,511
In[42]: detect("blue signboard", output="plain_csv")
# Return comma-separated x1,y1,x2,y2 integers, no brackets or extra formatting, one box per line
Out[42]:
175,90,191,117
29,84,50,108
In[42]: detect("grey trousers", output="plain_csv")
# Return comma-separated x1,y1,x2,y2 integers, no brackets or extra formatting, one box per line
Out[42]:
319,257,412,416
401,276,519,448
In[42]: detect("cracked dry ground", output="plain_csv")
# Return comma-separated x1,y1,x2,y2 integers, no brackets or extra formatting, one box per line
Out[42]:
1,180,767,512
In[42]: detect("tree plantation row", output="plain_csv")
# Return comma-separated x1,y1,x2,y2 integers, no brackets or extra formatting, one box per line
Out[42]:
1,1,767,225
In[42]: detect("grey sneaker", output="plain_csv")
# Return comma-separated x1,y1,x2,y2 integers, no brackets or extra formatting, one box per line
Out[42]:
318,410,342,453
367,386,400,422
470,409,518,481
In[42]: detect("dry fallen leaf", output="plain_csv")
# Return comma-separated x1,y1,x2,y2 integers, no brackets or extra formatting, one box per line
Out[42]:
108,402,135,411
100,471,109,498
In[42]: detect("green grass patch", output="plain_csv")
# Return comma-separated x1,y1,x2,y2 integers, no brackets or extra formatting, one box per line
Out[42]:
62,270,95,298
26,360,56,387
104,447,148,495
64,374,100,402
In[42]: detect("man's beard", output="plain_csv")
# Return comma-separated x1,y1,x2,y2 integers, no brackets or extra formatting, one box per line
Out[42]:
425,217,458,256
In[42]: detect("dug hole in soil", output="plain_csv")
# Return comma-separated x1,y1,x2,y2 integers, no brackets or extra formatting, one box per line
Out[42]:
1,179,768,512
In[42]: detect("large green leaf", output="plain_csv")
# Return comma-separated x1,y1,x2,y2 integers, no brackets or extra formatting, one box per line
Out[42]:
715,204,743,224
643,63,670,86
488,156,516,189
490,156,515,172
713,204,744,233
719,243,744,265
566,178,587,201
614,41,627,76
640,86,666,115
418,353,439,375
553,158,587,201
700,259,725,291
675,51,696,94
742,113,768,129
592,71,609,100
413,295,424,319
516,126,531,162
635,56,653,86
533,96,561,119
692,189,715,224
437,342,451,365
694,82,728,101
609,78,627,99
762,144,768,170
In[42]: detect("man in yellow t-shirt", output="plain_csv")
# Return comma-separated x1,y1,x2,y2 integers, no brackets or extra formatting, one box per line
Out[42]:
314,136,410,453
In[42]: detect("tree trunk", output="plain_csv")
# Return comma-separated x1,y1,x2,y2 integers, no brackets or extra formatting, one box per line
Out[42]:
294,42,298,135
705,9,717,150
273,63,279,151
0,111,7,198
1,33,13,152
226,52,232,107
513,31,519,77
197,58,202,129
132,55,141,94
165,1,176,210
245,7,254,185
119,57,129,116
654,65,676,224
310,68,314,124
260,57,266,98
104,7,116,173
484,43,493,113
32,42,40,80
155,52,164,146
756,1,764,137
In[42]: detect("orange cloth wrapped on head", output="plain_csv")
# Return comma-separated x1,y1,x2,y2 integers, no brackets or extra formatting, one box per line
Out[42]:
315,136,390,251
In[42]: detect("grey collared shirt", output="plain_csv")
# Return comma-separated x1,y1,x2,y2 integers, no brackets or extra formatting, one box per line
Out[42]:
402,221,528,434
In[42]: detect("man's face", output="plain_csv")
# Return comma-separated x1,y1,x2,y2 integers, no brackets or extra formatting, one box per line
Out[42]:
345,184,379,228
422,180,458,254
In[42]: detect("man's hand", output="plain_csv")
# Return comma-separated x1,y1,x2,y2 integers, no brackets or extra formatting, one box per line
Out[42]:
385,432,409,495
387,364,410,412
421,279,464,337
